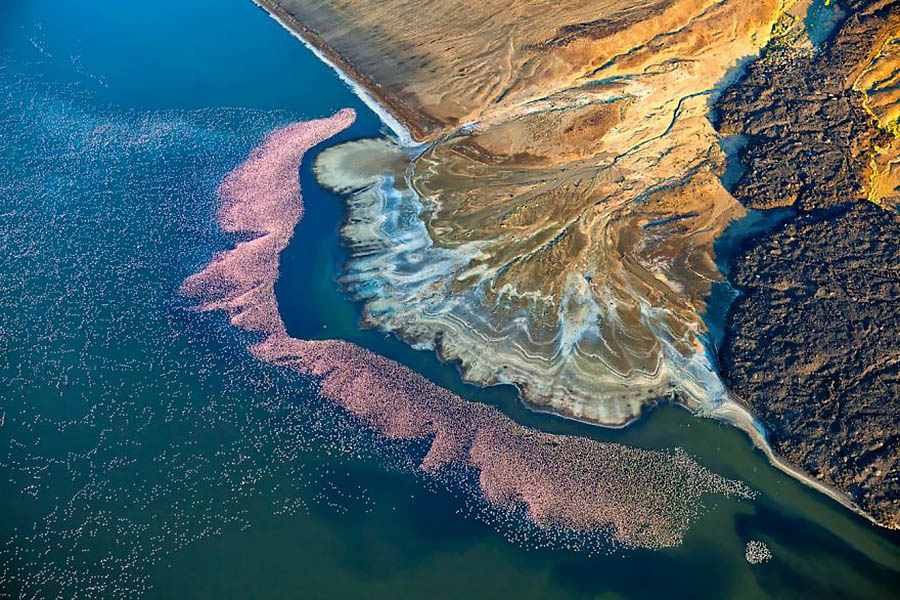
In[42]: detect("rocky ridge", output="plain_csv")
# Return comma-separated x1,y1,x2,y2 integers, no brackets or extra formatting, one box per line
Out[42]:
716,0,900,528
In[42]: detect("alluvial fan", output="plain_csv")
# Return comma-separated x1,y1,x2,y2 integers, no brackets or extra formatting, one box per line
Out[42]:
277,0,790,427
182,109,755,551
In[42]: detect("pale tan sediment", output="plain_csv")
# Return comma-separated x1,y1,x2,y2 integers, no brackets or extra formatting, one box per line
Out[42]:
285,0,788,427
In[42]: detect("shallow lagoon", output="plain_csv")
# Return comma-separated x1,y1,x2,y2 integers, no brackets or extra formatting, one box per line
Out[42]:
0,1,898,598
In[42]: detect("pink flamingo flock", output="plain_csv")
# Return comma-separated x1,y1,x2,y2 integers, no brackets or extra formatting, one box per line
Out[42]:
181,108,751,549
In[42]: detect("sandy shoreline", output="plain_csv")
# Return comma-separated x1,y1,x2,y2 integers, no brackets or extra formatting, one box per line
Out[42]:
710,398,875,526
252,0,423,146
535,387,872,526
251,0,876,527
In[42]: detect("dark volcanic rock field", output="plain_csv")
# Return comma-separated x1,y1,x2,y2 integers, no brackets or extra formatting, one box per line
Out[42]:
714,0,893,211
721,203,899,528
715,0,900,528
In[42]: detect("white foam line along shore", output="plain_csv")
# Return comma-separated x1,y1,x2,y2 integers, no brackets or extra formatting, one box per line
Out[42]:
252,0,417,147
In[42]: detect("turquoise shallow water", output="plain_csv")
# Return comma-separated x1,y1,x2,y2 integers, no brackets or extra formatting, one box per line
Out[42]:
1,1,898,598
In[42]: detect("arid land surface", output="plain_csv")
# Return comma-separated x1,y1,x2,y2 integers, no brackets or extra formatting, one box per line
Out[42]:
256,0,899,527
282,0,785,425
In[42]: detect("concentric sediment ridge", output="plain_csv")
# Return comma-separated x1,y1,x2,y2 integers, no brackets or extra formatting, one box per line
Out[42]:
289,0,789,426
180,111,753,548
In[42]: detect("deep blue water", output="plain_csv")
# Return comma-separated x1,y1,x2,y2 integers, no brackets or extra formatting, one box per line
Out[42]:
0,1,898,599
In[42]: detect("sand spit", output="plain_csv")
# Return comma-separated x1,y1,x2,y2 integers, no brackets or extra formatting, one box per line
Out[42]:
181,111,753,549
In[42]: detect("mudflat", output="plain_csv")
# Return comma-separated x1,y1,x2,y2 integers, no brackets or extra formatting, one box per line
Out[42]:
289,0,782,425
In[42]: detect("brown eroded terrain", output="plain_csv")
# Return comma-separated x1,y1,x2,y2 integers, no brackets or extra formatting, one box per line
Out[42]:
277,0,786,425
715,0,900,211
722,202,900,530
853,11,900,209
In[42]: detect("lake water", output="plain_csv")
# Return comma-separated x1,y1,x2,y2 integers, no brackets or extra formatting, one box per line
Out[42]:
1,1,898,598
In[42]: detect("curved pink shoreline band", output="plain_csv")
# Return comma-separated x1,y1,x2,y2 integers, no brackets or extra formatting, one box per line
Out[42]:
181,109,750,549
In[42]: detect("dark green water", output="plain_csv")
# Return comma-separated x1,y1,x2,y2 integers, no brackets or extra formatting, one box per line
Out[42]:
0,1,897,598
